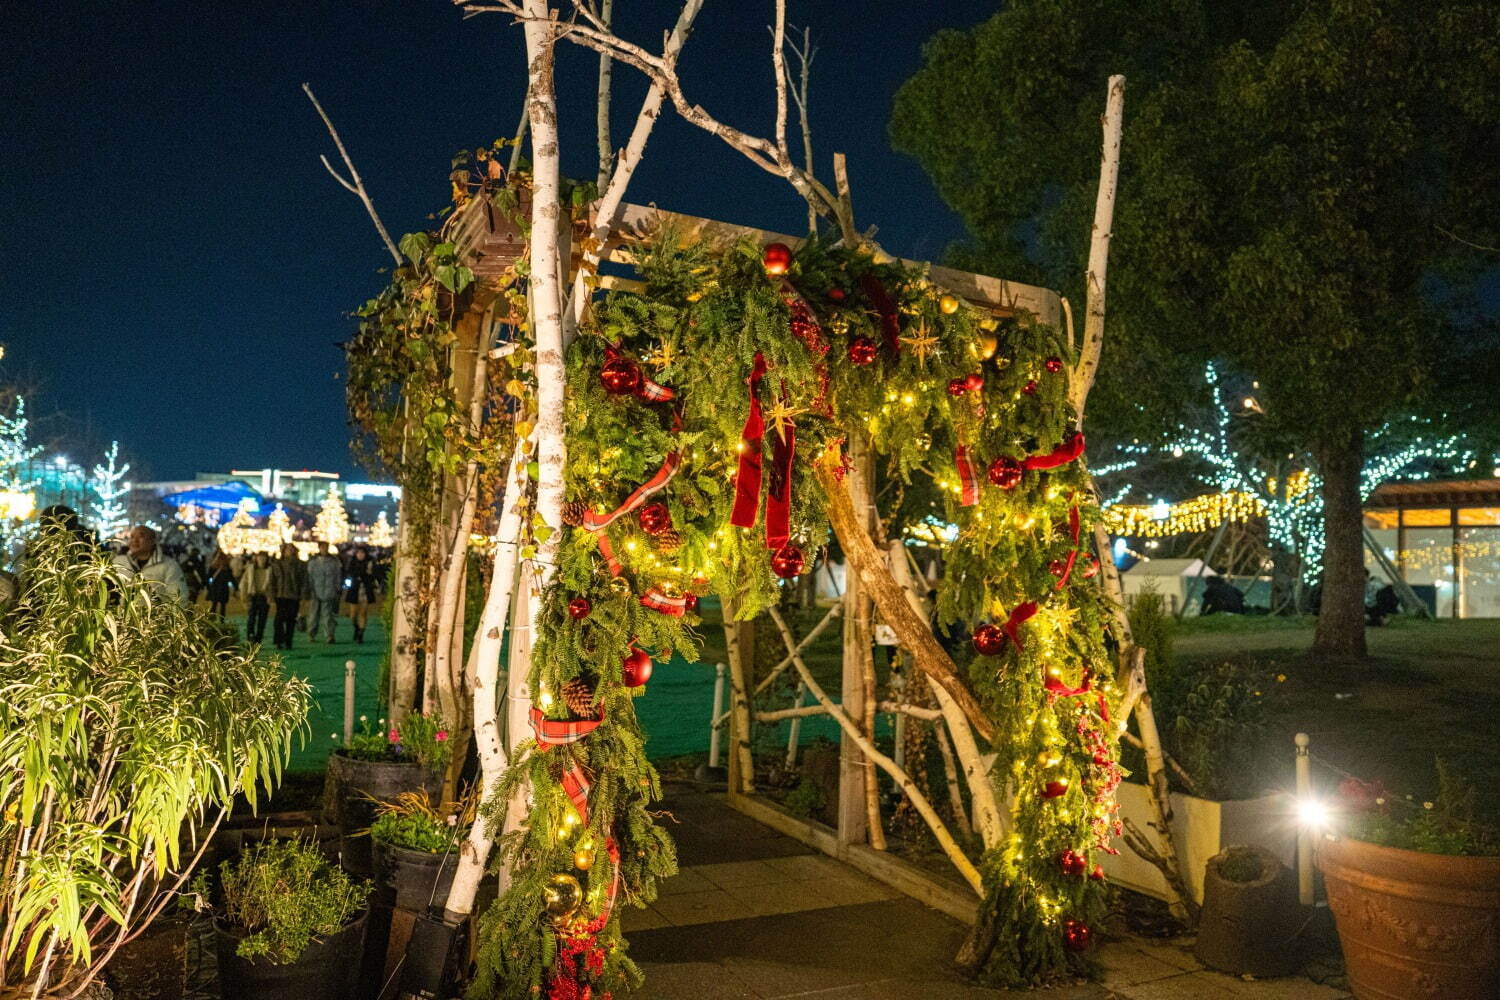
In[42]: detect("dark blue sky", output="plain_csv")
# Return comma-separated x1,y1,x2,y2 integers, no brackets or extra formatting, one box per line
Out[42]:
0,0,1002,481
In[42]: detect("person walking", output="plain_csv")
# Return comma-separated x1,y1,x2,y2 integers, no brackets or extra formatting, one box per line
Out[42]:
111,525,188,605
269,542,309,651
204,550,235,619
306,541,343,643
181,546,208,603
344,544,378,643
239,550,273,644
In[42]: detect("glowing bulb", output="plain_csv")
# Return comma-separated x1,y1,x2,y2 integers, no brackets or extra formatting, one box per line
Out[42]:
539,690,554,709
1296,798,1328,829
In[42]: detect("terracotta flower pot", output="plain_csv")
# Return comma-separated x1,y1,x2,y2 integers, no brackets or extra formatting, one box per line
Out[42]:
1318,834,1500,1000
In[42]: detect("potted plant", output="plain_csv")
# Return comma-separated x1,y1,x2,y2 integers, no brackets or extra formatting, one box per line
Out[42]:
202,839,371,1000
1319,764,1500,1000
0,527,309,998
367,790,470,911
324,713,450,873
1193,845,1300,976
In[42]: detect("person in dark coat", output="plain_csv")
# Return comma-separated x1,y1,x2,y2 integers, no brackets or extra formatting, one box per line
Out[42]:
269,543,309,650
344,545,378,643
181,546,208,603
1200,575,1246,615
204,550,235,618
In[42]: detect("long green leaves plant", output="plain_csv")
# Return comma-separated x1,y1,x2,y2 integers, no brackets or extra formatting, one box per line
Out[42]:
0,529,309,998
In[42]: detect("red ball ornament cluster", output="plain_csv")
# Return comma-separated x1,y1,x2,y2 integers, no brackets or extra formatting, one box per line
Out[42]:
988,456,1023,489
1022,378,1039,395
622,646,653,687
1059,849,1087,877
1062,918,1092,953
600,356,642,396
567,597,593,620
972,623,1007,656
770,544,806,579
762,242,793,276
1045,356,1065,373
1049,558,1069,578
683,592,699,612
637,502,672,537
947,378,968,397
846,336,879,366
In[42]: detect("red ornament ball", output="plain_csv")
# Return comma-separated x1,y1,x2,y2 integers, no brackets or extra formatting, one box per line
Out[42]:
1081,554,1101,580
1042,778,1070,799
847,336,879,366
1022,378,1039,395
1089,864,1106,882
972,623,1007,656
622,646,653,687
964,372,985,393
789,304,819,340
763,242,793,276
1059,850,1087,877
567,597,593,620
637,502,672,536
1062,918,1092,953
770,544,807,579
683,592,699,612
1045,356,1064,373
600,356,642,396
1049,558,1068,578
947,377,969,397
987,456,1023,489
827,287,846,302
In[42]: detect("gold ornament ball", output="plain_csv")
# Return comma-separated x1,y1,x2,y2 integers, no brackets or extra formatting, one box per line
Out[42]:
1036,749,1061,768
574,845,596,871
939,293,961,315
608,576,630,597
977,332,999,360
543,873,584,922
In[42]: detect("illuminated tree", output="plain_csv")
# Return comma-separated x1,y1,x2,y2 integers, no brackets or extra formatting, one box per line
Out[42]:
368,509,394,548
313,485,351,545
89,441,130,539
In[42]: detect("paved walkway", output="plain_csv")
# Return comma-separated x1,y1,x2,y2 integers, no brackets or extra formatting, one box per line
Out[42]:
626,784,1352,1000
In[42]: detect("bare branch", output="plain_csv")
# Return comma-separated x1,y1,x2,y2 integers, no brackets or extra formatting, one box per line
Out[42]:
1436,223,1500,253
318,155,360,195
595,0,614,189
302,83,402,267
770,1,790,162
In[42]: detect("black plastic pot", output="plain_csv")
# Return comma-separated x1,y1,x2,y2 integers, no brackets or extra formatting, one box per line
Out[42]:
373,838,460,912
1194,845,1302,977
324,752,441,875
214,909,369,1000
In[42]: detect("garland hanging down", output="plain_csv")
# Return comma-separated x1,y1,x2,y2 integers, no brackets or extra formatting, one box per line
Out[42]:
471,231,1122,996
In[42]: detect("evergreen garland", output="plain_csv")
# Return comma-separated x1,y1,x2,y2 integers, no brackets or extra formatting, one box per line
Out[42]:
470,227,1122,995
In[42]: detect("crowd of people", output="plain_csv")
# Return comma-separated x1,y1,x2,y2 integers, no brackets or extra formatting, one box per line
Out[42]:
35,505,391,651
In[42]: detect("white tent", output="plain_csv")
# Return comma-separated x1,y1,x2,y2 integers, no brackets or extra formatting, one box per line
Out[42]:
1120,558,1217,615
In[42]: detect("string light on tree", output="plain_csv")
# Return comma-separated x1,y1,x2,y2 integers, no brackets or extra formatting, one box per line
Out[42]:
313,485,351,545
368,509,395,547
88,441,130,540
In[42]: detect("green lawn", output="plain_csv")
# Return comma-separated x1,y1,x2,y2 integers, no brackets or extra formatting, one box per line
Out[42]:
1171,615,1500,821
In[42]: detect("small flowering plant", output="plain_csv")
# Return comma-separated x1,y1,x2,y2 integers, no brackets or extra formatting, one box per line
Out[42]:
1333,761,1498,856
338,712,452,770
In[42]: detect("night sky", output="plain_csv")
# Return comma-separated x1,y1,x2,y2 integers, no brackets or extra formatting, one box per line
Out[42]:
0,0,1003,482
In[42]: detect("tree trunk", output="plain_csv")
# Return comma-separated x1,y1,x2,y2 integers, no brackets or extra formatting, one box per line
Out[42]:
1313,427,1367,660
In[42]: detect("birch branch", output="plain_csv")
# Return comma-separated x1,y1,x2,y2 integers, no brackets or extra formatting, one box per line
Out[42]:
768,606,983,895
1068,74,1125,417
594,0,614,189
302,83,402,267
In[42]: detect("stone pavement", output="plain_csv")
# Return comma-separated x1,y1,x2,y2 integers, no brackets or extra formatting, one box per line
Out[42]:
626,784,1352,999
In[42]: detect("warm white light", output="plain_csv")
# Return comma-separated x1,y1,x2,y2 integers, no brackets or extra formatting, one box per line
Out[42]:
1296,798,1328,829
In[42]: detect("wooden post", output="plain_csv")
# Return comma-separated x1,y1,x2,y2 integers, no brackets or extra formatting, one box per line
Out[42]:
839,435,875,848
1295,732,1314,906
343,660,357,744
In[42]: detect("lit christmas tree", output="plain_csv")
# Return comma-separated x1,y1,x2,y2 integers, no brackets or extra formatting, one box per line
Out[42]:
368,509,394,548
267,504,292,544
313,485,351,545
89,441,130,539
0,397,41,546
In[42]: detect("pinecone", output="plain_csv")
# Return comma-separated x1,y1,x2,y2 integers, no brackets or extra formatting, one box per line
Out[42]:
562,501,586,527
653,528,682,553
562,676,598,718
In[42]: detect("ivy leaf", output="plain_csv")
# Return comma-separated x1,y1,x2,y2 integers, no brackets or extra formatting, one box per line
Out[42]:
434,265,457,292
534,525,554,544
399,232,431,265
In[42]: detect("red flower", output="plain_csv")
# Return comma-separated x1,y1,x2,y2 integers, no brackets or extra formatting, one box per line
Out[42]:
435,730,449,743
388,728,400,743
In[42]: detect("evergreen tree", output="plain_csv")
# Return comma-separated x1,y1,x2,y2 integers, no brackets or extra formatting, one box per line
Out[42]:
313,485,350,545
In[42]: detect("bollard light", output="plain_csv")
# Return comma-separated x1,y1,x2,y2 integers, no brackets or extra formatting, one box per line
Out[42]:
1296,797,1329,829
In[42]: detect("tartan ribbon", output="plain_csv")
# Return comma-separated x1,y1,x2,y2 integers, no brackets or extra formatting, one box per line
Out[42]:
547,838,624,1000
531,704,606,750
1022,432,1087,471
857,273,903,355
955,446,980,507
639,586,687,617
635,376,677,403
582,452,682,576
730,353,769,532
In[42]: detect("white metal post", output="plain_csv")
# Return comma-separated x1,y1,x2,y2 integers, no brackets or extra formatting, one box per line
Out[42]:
785,682,805,768
343,660,357,744
708,662,727,769
1295,732,1314,905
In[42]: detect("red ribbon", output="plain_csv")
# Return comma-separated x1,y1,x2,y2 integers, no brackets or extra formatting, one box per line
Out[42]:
1022,432,1086,471
955,446,979,507
765,395,795,549
1000,600,1039,649
1044,664,1093,698
730,353,768,531
1052,506,1083,591
857,274,903,355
